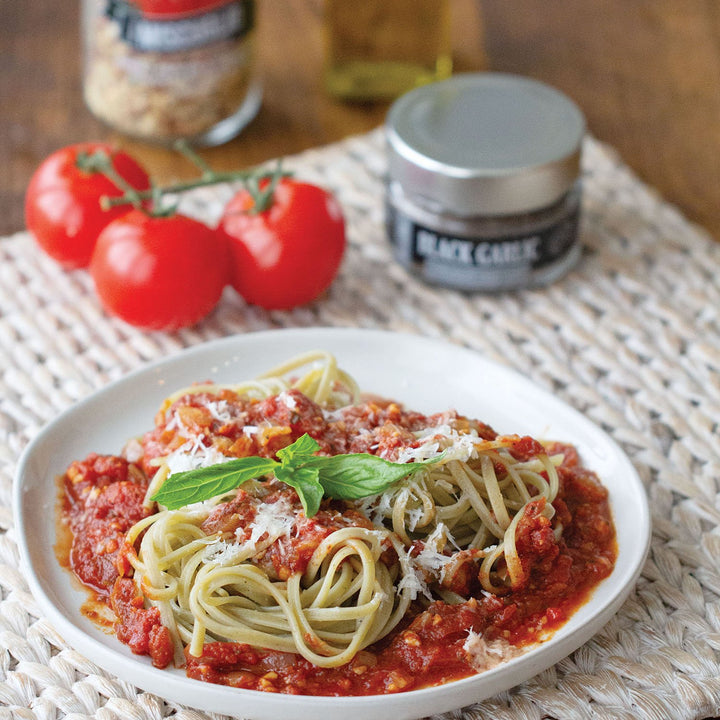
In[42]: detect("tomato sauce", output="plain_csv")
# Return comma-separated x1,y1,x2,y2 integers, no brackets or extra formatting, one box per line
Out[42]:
183,463,616,695
57,391,617,696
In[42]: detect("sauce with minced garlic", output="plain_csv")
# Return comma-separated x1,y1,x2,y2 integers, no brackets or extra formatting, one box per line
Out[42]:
57,389,616,695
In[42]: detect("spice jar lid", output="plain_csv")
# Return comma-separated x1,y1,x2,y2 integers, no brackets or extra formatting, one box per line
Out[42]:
386,73,585,216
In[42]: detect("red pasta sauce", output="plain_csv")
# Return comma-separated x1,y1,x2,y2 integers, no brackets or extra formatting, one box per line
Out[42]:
56,389,616,696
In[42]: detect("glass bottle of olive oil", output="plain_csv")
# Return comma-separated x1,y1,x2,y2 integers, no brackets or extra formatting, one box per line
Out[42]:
324,0,452,101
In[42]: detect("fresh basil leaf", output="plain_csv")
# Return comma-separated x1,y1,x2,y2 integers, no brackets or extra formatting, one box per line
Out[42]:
149,431,443,517
275,465,324,517
276,433,320,466
151,456,278,510
307,453,442,500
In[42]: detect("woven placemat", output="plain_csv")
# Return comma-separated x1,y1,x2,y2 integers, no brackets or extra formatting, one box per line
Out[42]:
2,128,720,720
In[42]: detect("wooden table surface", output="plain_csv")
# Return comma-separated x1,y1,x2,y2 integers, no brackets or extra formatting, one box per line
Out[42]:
0,0,485,238
1,0,718,241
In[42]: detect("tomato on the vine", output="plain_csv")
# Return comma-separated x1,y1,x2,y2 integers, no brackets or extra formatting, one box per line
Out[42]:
217,178,346,310
25,143,151,269
89,210,229,331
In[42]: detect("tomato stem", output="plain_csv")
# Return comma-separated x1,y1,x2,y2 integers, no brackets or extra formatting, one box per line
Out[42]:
96,142,291,215
248,161,285,214
77,149,145,209
174,140,215,181
100,167,288,209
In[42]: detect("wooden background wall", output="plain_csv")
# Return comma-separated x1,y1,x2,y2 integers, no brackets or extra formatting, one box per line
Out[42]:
479,0,720,241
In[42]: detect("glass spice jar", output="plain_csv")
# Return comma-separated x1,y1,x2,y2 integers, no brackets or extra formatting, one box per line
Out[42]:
81,0,261,146
386,73,586,291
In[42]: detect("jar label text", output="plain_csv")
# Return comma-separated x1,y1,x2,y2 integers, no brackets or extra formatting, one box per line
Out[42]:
386,202,580,290
105,0,254,53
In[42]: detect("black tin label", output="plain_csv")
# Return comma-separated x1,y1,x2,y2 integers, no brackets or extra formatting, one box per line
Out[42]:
387,202,580,289
105,0,254,53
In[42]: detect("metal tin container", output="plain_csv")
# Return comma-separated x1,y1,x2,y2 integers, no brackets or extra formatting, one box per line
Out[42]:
385,73,585,291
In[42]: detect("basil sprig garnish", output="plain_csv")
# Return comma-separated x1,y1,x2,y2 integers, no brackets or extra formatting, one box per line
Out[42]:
151,433,442,517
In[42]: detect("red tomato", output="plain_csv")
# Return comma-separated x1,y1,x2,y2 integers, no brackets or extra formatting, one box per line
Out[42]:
217,179,346,310
89,210,229,331
25,143,151,269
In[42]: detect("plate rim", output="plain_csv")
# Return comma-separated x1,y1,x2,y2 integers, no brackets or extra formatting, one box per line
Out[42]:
13,327,651,720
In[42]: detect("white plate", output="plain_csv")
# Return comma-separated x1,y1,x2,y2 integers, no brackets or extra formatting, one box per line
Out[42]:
14,328,650,720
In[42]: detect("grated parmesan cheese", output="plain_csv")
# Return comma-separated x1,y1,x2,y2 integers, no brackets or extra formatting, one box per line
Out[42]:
411,523,456,583
278,391,297,411
462,630,525,671
204,497,297,567
396,538,430,600
123,438,144,463
405,503,425,533
246,497,296,546
397,565,429,600
395,424,482,465
395,523,457,601
204,400,234,424
165,439,233,476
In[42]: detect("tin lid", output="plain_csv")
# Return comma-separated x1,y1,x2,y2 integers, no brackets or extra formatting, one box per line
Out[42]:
386,73,585,216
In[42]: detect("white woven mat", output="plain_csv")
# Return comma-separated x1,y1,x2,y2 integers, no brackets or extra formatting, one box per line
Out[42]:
2,128,720,720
